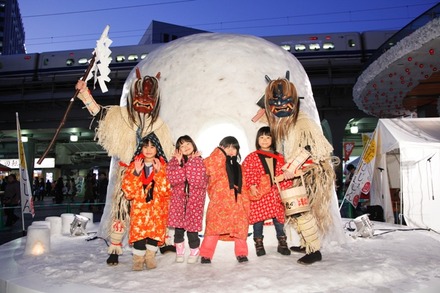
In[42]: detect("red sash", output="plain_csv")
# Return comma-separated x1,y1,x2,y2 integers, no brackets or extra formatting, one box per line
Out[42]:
255,150,285,165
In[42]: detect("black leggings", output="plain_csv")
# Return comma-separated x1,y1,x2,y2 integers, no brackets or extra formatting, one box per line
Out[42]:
133,237,159,250
174,227,200,249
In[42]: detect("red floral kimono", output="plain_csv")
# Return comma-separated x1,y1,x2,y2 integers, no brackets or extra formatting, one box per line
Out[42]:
242,150,291,225
122,159,171,246
203,147,250,241
166,155,208,232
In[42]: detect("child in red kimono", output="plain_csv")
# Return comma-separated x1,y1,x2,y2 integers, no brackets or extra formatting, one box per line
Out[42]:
121,132,171,271
242,126,292,257
166,135,208,264
200,136,250,263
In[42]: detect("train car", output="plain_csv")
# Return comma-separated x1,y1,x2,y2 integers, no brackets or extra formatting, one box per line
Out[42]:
361,30,397,56
0,30,398,82
37,43,164,75
0,53,40,77
262,32,363,59
360,30,398,65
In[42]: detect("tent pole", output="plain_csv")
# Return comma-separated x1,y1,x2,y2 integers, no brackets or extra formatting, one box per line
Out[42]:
399,190,403,225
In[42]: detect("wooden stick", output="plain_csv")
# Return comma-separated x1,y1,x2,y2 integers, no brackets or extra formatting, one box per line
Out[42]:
37,54,97,165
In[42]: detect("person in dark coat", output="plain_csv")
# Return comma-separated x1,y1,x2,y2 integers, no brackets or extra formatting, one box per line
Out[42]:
2,174,20,226
54,177,64,204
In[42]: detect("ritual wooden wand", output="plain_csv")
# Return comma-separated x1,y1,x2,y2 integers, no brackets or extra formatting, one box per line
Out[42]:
37,25,111,164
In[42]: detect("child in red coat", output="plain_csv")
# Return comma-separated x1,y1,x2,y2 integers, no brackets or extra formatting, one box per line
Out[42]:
200,136,250,263
122,132,171,271
242,126,292,256
166,135,208,264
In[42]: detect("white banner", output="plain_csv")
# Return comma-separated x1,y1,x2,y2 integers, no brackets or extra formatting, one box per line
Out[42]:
344,130,378,208
16,113,35,217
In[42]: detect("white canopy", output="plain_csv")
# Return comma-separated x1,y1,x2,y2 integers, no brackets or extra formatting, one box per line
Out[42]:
370,118,440,232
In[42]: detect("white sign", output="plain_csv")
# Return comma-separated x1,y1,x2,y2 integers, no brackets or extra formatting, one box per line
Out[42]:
0,158,55,169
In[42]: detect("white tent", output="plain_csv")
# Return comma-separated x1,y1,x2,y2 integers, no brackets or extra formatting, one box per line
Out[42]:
369,118,440,232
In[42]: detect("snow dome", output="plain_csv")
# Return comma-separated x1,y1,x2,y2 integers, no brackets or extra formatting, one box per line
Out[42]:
119,32,320,157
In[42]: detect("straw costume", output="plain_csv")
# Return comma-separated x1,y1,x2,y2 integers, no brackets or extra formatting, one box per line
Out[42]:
76,69,174,266
262,74,335,265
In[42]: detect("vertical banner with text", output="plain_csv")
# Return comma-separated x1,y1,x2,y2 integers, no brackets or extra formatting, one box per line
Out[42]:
344,131,377,208
16,112,35,218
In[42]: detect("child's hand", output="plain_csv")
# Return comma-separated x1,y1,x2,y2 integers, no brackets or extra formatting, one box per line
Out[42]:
134,157,144,174
283,171,295,180
152,158,161,172
250,185,259,198
174,149,182,163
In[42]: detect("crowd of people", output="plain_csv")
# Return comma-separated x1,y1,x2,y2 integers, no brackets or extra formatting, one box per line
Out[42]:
29,174,108,205
0,172,109,226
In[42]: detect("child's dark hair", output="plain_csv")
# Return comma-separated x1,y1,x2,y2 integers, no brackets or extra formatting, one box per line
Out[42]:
176,135,198,162
255,126,276,151
141,138,159,158
219,136,241,161
176,135,198,152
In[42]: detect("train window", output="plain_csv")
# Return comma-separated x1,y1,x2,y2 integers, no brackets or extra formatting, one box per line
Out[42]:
348,39,356,47
281,44,291,51
323,42,335,50
309,43,321,51
141,53,148,59
116,55,125,62
66,58,74,66
294,44,306,51
78,58,88,65
43,58,49,66
127,54,138,61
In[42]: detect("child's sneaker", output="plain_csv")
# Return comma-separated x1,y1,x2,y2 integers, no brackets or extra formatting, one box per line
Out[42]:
201,256,211,264
187,248,200,264
175,242,185,263
236,255,248,263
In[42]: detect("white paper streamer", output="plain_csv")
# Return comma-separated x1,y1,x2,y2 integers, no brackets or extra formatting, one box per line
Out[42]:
86,25,112,93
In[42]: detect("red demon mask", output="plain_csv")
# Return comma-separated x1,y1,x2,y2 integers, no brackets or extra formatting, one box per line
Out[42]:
132,68,161,114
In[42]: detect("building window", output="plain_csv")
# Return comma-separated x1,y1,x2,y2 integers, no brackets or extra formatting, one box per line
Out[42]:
309,43,321,51
116,55,125,62
127,54,138,61
78,58,88,65
66,58,74,66
323,42,335,50
294,44,306,51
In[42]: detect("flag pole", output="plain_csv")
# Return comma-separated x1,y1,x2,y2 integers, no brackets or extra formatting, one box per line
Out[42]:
16,112,35,232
